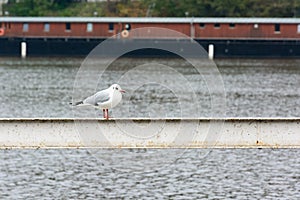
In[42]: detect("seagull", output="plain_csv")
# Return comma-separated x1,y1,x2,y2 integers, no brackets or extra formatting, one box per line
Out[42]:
71,84,125,119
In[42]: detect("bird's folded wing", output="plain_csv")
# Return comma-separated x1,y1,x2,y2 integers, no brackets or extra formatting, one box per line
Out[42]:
84,90,110,106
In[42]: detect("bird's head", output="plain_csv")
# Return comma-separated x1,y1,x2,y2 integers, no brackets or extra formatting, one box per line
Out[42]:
110,84,126,94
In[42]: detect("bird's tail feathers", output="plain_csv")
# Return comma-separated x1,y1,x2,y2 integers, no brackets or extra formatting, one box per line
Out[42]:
69,101,83,106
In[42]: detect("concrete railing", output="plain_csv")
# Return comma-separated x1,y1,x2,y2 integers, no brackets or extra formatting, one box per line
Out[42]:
0,118,299,148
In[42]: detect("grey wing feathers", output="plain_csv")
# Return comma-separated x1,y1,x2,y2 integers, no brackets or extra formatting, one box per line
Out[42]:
83,90,110,106
95,91,110,104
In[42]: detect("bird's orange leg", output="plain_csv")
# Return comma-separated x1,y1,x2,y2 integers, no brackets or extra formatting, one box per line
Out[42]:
103,109,106,118
105,109,109,119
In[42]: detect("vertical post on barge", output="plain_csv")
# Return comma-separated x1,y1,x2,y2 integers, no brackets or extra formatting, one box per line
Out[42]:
21,42,27,58
208,44,214,60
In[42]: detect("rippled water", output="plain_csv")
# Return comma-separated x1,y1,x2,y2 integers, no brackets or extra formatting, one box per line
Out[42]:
0,58,299,118
1,149,300,199
0,57,300,199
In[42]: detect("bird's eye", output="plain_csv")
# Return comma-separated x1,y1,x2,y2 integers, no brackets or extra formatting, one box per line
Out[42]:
116,87,119,90
113,87,114,89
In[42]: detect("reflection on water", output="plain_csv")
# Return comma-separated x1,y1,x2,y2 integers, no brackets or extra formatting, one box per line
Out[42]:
0,57,299,118
0,57,300,198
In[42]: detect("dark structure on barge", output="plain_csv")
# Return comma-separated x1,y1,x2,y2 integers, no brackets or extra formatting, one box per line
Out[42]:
0,17,300,57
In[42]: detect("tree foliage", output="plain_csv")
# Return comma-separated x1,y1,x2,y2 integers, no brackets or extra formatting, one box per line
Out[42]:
3,0,300,17
146,0,300,17
4,0,74,16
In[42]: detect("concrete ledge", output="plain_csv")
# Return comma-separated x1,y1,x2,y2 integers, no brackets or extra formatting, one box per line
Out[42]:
0,118,299,148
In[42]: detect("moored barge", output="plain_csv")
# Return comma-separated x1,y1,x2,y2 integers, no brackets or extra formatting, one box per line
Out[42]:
1,17,300,57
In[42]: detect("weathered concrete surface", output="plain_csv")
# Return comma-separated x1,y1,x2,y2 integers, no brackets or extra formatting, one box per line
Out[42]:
0,118,299,148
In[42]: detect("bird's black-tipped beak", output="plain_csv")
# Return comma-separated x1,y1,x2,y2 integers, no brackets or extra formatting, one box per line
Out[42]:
120,90,126,93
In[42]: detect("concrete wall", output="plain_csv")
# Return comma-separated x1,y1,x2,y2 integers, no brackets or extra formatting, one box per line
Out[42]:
0,118,299,148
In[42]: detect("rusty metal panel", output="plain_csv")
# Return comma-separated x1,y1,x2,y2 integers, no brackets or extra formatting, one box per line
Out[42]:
2,18,300,39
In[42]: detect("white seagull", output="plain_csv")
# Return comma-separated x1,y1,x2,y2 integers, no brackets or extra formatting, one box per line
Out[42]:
71,84,125,119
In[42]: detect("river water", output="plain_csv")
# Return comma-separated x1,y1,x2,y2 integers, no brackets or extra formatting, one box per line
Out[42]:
0,57,300,199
